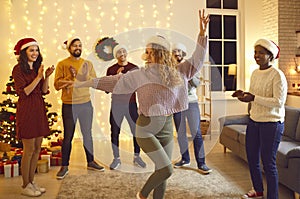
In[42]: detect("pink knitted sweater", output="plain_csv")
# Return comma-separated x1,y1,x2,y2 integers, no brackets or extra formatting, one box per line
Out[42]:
93,34,207,116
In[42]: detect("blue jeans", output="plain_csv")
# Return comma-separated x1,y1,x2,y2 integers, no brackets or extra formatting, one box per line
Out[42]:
173,102,205,168
61,101,94,166
246,119,284,199
110,102,140,158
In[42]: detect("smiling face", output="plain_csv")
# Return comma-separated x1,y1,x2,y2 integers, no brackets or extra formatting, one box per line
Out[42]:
254,45,273,69
116,48,127,62
26,45,39,63
172,49,184,63
69,40,82,58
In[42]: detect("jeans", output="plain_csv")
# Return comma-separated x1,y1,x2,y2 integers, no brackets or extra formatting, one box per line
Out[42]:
173,102,205,167
136,115,173,199
246,119,284,199
61,101,94,166
110,102,140,158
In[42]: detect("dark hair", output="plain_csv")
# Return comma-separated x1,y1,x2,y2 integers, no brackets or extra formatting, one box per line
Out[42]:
19,46,43,74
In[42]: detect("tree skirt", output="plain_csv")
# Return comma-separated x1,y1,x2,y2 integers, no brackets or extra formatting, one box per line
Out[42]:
57,167,242,199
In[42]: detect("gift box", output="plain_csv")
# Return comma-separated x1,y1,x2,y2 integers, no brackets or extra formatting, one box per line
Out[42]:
0,161,4,174
4,160,19,178
41,154,51,168
37,159,49,173
50,152,62,166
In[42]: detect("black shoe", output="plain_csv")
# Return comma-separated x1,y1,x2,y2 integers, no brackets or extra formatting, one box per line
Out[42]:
198,164,212,174
174,160,190,168
56,166,69,180
109,158,121,170
87,161,105,171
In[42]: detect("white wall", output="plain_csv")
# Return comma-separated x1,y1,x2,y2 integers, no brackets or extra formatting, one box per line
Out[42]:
0,0,270,136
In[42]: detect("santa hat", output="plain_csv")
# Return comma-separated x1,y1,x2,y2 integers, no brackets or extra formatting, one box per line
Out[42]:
62,36,81,50
146,35,170,51
254,38,280,59
14,38,39,58
172,43,187,54
113,44,127,58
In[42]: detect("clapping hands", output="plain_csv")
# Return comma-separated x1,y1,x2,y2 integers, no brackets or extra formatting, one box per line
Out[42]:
232,90,255,102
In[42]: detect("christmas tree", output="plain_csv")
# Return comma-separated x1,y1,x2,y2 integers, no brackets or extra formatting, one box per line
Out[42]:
0,76,61,149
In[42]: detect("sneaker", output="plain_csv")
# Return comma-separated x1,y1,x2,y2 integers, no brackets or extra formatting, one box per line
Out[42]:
31,181,46,193
56,166,69,180
21,183,41,197
198,164,212,174
174,160,190,168
87,161,105,171
134,156,146,168
241,189,263,199
110,158,121,170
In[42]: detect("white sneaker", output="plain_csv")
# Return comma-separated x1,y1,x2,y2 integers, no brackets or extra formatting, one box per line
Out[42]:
21,183,42,197
32,181,46,193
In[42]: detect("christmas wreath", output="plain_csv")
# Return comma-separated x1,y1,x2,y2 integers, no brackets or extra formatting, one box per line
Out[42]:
95,37,118,61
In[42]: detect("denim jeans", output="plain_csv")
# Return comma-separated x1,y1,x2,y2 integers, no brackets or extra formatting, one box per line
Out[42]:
110,102,140,158
246,119,284,199
173,102,205,167
61,101,94,166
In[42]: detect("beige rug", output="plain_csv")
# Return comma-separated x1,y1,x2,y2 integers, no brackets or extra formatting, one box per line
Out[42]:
57,167,242,199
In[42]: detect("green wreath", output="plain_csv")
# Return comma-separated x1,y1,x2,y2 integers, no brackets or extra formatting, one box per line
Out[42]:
95,37,118,61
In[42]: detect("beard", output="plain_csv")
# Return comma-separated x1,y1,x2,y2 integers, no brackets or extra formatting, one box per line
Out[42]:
71,50,81,57
175,56,183,63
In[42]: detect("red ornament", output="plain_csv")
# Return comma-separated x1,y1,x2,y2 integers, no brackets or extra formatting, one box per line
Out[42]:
6,86,11,92
9,115,15,121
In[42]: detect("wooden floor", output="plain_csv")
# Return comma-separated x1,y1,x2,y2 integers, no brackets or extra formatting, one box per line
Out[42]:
0,133,295,199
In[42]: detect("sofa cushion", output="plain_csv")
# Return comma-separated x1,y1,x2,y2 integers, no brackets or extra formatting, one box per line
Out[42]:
284,106,300,140
277,141,300,167
221,125,246,141
295,117,300,141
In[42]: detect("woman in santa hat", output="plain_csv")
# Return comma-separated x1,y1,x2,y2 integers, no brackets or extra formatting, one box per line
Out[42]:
12,38,55,197
232,39,287,199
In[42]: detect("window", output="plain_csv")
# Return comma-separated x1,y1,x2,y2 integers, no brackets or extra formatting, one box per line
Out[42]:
206,0,238,92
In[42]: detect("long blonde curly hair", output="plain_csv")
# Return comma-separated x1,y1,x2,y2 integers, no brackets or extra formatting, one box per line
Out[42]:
149,43,183,87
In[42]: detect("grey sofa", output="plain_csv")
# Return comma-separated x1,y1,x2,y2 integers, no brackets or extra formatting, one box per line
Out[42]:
219,106,300,197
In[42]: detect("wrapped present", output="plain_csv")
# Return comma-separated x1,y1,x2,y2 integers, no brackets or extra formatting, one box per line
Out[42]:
4,160,19,177
37,159,49,173
47,146,61,155
0,161,4,174
41,154,51,168
11,154,22,167
50,152,62,166
0,142,11,152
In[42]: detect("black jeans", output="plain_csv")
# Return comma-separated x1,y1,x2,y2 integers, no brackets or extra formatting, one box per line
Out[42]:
61,101,94,166
110,102,139,158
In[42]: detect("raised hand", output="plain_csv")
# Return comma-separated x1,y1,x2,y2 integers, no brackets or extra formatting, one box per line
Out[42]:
45,65,55,78
37,65,44,79
199,9,210,36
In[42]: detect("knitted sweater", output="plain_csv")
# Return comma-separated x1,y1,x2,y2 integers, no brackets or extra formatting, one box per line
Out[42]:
54,57,96,104
249,66,287,122
93,34,207,116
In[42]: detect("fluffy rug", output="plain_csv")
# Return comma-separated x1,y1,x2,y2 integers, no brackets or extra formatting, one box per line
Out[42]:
57,168,242,199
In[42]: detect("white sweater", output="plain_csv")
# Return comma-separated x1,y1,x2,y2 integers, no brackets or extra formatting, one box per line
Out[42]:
249,66,287,123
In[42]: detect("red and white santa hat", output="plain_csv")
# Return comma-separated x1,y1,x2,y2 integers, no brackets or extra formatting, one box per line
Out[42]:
14,38,39,58
146,35,170,51
254,38,280,59
62,36,81,50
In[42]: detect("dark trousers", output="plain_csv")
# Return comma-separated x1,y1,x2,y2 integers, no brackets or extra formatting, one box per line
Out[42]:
173,102,205,167
110,102,140,158
246,119,284,199
61,101,94,166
